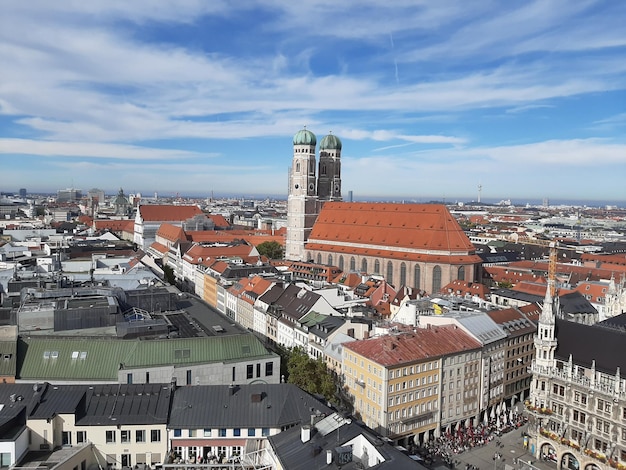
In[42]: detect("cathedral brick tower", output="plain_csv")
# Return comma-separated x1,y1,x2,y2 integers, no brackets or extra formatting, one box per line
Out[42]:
286,128,319,261
286,129,343,261
316,133,342,202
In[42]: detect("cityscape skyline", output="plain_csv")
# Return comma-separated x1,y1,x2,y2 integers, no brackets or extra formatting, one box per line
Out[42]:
2,1,626,202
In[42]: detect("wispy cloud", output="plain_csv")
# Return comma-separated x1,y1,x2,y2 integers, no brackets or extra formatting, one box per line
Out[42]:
0,139,217,160
1,1,625,199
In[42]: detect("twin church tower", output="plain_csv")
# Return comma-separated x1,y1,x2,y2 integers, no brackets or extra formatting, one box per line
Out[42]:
286,128,342,261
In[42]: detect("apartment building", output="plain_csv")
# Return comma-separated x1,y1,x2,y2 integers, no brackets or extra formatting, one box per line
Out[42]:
342,325,482,446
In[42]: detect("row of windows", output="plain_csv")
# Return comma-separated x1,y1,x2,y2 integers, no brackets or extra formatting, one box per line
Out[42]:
389,375,438,391
389,388,437,406
308,255,467,293
390,362,438,378
172,428,270,438
105,429,161,444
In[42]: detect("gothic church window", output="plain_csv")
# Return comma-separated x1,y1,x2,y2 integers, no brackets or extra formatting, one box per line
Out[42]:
328,254,333,266
361,259,368,273
317,254,322,264
400,263,407,286
432,265,442,294
338,256,344,270
295,162,300,172
458,266,465,281
374,260,380,274
350,257,356,271
387,261,394,285
414,264,421,290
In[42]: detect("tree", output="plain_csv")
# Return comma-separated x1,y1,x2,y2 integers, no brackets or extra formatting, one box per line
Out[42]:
286,347,336,401
162,265,176,285
256,241,283,259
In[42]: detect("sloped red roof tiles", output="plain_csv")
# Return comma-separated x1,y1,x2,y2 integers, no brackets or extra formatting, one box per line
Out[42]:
306,202,480,264
139,204,202,222
156,223,187,242
94,219,135,232
344,324,481,366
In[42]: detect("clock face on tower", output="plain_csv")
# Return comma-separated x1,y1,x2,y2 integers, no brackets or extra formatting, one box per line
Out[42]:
334,184,340,193
294,184,299,190
309,183,315,191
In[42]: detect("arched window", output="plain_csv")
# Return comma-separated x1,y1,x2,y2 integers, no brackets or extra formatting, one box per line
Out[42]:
338,256,344,270
414,264,421,290
350,257,356,271
328,254,333,266
316,253,322,264
374,260,380,274
386,261,394,285
458,266,465,281
321,163,327,175
400,262,407,287
295,162,300,173
361,258,368,273
306,252,312,262
432,265,442,294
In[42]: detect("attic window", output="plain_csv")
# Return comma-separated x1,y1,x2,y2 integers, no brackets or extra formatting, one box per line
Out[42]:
174,349,191,359
80,352,87,360
71,351,79,359
242,345,251,354
51,351,59,359
43,351,51,359
3,354,11,361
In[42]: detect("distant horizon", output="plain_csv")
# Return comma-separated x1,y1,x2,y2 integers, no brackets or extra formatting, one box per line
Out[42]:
5,187,626,209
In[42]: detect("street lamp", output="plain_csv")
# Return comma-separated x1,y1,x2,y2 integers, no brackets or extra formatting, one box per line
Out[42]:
493,452,502,470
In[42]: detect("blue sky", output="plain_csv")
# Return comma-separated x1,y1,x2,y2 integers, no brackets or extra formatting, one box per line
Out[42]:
1,1,626,203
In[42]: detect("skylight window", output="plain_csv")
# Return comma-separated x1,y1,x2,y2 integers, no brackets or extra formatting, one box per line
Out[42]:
71,351,79,359
80,351,87,359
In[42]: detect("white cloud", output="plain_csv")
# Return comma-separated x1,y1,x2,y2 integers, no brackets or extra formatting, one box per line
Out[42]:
0,139,216,160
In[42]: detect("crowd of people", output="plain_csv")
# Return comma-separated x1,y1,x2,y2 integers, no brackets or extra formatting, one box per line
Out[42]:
408,408,529,467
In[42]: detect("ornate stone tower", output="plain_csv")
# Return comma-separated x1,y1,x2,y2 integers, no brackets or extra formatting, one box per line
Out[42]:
286,128,319,261
317,133,342,202
530,279,559,407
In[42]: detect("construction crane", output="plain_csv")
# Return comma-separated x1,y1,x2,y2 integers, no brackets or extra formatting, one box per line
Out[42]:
508,235,569,296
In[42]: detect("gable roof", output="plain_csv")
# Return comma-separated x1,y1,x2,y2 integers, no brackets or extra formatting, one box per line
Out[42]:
307,203,479,263
168,383,331,428
555,318,626,374
344,324,481,366
138,204,202,222
156,223,187,243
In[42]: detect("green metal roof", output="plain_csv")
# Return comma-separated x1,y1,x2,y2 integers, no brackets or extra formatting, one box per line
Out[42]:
18,335,275,381
293,128,316,146
0,341,17,378
319,133,342,150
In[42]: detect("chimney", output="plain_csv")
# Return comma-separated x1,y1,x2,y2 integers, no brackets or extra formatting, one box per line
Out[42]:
301,425,311,443
326,450,333,465
170,377,177,391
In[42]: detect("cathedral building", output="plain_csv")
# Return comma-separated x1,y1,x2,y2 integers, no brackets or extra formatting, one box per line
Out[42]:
286,128,342,261
285,129,481,294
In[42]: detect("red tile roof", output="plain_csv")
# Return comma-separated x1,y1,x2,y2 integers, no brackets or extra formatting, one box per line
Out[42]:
94,219,135,233
207,214,230,228
344,324,482,366
148,241,168,254
156,223,187,243
183,244,255,264
307,202,477,256
138,204,202,222
441,280,488,299
306,203,480,265
188,230,284,247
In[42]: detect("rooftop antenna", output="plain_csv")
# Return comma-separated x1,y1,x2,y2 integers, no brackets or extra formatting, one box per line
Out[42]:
477,183,482,204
